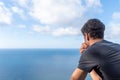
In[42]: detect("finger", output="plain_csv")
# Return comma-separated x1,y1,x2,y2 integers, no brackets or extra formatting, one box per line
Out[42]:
82,43,88,49
80,49,86,54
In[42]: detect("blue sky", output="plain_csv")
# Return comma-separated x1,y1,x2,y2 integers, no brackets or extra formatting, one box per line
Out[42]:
0,0,120,48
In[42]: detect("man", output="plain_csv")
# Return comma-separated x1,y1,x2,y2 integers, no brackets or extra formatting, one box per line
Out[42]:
70,19,120,80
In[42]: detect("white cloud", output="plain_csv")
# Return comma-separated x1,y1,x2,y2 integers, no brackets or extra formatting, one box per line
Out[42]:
110,23,120,36
11,0,29,8
11,6,26,19
9,0,102,25
18,24,26,29
32,25,79,36
0,2,12,24
33,25,50,34
107,12,120,38
0,0,102,36
33,25,50,32
112,12,120,20
29,0,102,36
86,0,102,7
52,27,79,36
17,0,27,6
29,0,102,25
29,0,85,25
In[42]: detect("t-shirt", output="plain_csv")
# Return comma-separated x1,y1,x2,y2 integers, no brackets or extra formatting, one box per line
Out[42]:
78,40,120,80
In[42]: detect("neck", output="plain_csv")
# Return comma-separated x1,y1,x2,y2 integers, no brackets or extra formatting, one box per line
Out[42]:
89,38,103,46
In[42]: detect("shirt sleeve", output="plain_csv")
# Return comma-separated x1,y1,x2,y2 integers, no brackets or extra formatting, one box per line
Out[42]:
78,49,99,72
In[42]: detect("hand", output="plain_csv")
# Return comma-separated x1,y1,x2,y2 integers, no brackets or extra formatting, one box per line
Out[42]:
80,42,89,54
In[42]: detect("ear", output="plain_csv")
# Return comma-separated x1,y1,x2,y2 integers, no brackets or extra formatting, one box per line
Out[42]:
84,33,90,42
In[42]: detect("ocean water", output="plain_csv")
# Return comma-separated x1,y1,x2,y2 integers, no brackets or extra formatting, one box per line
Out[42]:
0,49,91,80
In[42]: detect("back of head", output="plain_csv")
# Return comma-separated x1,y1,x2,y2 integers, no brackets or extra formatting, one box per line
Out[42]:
81,18,105,39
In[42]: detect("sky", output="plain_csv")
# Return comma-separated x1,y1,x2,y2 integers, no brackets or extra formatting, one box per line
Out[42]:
0,0,120,48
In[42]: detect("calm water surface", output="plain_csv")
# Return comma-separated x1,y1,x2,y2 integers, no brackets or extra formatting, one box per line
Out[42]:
0,49,91,80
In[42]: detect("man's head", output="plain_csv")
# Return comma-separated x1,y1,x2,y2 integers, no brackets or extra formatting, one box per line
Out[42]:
81,18,105,43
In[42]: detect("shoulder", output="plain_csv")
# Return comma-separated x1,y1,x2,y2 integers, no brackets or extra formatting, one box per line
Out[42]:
86,40,114,52
82,40,108,58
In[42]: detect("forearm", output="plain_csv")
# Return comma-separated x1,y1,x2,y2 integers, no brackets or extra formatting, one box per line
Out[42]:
90,70,102,80
70,68,87,80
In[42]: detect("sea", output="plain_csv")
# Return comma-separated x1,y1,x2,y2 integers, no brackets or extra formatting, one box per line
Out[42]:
0,49,91,80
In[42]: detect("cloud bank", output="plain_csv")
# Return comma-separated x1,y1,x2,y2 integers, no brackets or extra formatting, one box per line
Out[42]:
0,0,102,36
0,2,12,24
107,12,120,38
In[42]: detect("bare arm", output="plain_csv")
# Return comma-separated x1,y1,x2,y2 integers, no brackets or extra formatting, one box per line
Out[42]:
90,70,102,80
70,68,87,80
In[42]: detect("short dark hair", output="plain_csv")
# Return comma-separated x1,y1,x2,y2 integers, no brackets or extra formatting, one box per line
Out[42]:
81,18,105,39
